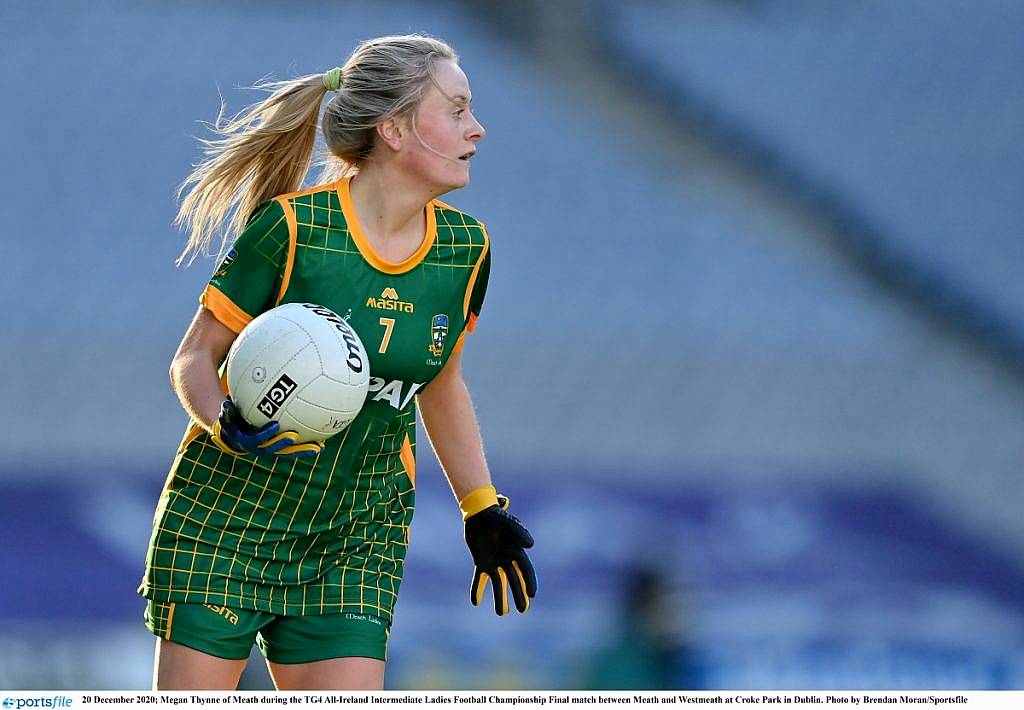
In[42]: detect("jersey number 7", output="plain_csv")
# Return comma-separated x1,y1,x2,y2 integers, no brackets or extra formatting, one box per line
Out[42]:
378,317,396,354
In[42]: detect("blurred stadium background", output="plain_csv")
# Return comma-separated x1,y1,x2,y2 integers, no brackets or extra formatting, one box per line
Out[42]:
2,0,1023,690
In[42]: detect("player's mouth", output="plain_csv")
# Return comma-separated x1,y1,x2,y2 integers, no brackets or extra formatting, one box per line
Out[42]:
458,151,475,162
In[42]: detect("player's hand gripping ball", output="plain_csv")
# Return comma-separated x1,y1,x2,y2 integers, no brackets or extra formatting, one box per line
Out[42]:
221,303,371,456
212,398,320,458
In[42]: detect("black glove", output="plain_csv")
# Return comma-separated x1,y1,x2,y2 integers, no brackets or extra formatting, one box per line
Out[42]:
464,492,538,615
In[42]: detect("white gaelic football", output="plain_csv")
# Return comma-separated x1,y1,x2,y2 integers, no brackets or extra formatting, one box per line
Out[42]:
226,303,370,443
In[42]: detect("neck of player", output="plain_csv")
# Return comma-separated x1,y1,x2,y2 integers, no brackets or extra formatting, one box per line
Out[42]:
349,161,441,259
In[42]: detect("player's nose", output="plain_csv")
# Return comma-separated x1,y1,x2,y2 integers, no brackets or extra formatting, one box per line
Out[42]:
468,112,485,142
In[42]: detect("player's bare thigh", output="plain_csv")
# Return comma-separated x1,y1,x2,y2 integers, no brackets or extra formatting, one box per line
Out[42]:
154,639,248,690
266,657,385,690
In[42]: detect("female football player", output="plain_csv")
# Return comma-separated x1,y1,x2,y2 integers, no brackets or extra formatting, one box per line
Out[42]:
139,34,536,691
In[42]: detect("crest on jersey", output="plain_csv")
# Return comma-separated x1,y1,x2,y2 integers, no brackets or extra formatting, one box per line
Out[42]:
429,314,449,357
214,248,237,278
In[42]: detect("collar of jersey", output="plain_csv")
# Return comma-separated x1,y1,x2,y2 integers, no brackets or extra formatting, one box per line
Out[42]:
336,176,437,275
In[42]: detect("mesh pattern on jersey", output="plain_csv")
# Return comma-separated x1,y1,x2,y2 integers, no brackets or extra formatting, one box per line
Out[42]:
141,182,487,621
290,188,487,275
142,405,416,619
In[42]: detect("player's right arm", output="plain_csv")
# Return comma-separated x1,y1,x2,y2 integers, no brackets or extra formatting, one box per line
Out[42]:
170,315,316,459
169,199,318,458
169,307,236,431
174,199,288,431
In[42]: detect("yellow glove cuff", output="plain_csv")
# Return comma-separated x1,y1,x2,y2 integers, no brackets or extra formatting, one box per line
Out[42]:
209,421,239,455
459,485,499,521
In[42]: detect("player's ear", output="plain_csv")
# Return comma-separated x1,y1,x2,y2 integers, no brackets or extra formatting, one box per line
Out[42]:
376,116,405,152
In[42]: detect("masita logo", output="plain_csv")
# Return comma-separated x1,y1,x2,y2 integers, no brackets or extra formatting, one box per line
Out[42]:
3,699,72,709
366,287,414,314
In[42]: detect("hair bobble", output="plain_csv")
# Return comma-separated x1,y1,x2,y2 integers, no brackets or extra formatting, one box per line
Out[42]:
322,67,344,92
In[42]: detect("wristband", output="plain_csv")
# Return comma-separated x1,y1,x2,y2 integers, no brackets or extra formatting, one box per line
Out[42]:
459,484,499,521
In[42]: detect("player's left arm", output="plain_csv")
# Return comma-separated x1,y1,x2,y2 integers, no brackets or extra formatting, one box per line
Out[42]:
417,351,538,615
417,349,491,500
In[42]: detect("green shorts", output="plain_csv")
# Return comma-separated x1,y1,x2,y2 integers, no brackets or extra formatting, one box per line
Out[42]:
144,600,389,663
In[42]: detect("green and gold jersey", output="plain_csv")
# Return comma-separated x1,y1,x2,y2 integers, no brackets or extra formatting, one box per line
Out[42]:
139,177,490,621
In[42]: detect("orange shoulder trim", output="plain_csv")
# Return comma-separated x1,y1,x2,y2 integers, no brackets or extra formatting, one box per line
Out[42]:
452,330,468,353
433,199,486,228
432,198,464,213
462,223,491,323
200,285,252,334
273,196,298,305
275,180,339,201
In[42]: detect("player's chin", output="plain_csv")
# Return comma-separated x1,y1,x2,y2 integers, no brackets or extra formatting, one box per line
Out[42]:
444,171,470,190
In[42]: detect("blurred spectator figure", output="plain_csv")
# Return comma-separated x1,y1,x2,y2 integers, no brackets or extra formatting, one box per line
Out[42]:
581,566,701,690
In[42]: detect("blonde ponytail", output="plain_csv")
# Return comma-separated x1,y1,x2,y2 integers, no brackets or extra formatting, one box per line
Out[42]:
175,74,328,266
174,34,458,266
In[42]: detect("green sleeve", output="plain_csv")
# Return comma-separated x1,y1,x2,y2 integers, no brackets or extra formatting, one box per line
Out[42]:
203,200,290,330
